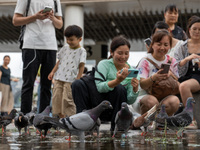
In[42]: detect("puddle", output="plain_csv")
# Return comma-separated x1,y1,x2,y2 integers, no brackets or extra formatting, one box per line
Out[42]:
0,125,200,150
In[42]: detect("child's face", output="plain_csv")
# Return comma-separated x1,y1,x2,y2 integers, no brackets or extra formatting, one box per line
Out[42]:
66,36,82,49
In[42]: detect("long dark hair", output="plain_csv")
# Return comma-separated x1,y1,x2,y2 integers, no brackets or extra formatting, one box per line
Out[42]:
109,35,130,58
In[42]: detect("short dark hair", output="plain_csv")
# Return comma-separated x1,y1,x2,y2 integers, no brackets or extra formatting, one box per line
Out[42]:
164,4,178,13
148,30,172,54
3,55,10,60
152,21,169,35
64,25,83,38
186,15,200,38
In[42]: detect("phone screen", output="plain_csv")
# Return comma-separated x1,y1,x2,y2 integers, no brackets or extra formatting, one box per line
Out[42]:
160,64,170,74
43,6,52,13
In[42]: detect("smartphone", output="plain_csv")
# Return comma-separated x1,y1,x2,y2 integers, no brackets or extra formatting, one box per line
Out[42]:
160,63,170,74
121,69,139,78
43,6,52,13
144,38,152,47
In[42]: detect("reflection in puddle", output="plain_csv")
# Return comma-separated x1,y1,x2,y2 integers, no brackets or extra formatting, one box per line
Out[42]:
0,127,200,150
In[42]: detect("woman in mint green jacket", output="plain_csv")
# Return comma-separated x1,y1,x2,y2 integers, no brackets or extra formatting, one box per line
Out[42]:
95,36,139,131
72,35,139,131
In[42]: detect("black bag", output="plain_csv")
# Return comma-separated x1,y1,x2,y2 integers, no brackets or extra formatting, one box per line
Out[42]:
80,67,106,107
18,0,31,49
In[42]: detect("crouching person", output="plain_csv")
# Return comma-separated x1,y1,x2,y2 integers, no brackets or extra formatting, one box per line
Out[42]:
72,35,140,131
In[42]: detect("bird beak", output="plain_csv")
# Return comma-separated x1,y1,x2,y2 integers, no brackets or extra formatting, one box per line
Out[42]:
19,116,22,122
109,104,113,109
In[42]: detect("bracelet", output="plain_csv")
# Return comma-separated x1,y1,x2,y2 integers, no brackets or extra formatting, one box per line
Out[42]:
150,76,155,83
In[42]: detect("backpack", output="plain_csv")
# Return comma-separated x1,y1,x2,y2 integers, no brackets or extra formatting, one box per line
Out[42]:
80,67,106,107
18,0,31,49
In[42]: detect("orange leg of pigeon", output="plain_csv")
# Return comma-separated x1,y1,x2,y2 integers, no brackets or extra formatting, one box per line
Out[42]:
2,126,5,136
141,132,148,136
65,133,71,141
36,129,40,134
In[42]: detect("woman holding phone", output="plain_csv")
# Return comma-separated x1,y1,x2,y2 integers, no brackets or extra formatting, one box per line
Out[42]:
72,35,140,131
129,30,180,117
174,16,200,106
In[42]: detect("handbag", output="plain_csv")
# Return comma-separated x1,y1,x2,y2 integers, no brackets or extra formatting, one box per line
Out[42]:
146,58,179,101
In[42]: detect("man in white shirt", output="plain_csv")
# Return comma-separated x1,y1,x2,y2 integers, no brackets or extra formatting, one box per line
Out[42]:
13,0,63,114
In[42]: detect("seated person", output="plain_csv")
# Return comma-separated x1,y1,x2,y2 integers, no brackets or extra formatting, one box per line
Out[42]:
129,30,180,116
72,35,140,131
174,16,200,106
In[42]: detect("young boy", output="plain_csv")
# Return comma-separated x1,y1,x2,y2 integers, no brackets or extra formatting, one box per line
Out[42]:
48,25,86,118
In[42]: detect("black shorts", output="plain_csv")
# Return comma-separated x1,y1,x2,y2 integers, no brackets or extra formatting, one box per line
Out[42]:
179,74,200,84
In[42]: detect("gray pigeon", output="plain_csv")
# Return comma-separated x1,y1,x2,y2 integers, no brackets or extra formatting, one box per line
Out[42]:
44,100,113,142
112,102,133,137
156,97,195,138
14,112,29,135
33,106,52,138
0,109,18,134
25,107,37,126
155,104,168,129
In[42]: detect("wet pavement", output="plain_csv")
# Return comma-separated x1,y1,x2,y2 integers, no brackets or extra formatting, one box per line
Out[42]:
1,123,200,150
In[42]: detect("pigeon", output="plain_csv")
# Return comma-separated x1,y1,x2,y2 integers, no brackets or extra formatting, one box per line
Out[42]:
0,109,18,134
112,102,133,137
25,107,37,126
155,104,168,130
131,104,159,135
156,97,195,138
14,112,29,135
44,100,113,142
33,106,52,138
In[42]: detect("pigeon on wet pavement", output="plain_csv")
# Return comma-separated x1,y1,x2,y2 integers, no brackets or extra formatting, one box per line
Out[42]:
33,106,52,138
155,104,168,130
0,109,18,134
112,102,133,137
44,100,113,142
25,107,37,127
156,97,195,138
14,112,29,135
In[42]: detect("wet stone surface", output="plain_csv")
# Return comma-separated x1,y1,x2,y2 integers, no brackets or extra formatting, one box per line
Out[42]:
1,123,200,150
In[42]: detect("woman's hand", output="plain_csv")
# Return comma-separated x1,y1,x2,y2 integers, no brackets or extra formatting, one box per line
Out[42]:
131,78,139,93
116,67,129,82
185,53,200,62
151,69,168,82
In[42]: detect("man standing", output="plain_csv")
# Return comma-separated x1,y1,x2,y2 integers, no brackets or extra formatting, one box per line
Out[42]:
13,0,63,113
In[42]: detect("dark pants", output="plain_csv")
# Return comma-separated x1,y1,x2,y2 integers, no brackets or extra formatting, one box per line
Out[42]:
21,49,56,114
71,79,127,130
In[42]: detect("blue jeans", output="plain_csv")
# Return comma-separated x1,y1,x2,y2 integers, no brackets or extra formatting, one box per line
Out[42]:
21,49,56,114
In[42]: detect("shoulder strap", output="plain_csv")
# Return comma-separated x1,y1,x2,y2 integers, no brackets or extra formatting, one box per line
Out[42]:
53,0,58,13
95,66,106,81
146,57,178,80
146,58,160,70
25,0,31,17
